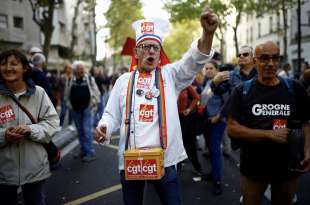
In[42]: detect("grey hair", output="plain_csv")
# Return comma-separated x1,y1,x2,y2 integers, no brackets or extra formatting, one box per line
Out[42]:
239,45,253,54
72,61,84,70
31,53,46,66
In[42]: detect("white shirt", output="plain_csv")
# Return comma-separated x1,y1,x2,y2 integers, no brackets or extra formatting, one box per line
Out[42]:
98,40,214,170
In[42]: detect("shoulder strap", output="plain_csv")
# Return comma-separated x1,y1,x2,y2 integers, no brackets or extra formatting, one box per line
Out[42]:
278,76,294,95
9,95,37,124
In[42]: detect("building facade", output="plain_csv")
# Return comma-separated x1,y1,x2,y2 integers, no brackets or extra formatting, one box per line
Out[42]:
0,0,96,71
224,1,310,77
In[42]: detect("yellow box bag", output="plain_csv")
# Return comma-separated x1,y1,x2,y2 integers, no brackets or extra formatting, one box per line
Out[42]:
124,147,164,180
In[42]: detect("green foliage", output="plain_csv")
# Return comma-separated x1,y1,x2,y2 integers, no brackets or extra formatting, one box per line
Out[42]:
255,0,297,15
165,0,206,22
105,0,143,52
162,20,200,62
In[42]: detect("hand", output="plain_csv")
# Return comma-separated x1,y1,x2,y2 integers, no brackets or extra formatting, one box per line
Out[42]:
182,108,191,116
268,128,290,143
296,147,310,173
11,125,31,137
5,127,25,143
94,125,107,144
213,71,230,86
209,114,220,124
200,6,219,35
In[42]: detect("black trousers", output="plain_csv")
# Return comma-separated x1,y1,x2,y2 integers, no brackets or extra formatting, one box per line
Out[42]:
179,112,202,172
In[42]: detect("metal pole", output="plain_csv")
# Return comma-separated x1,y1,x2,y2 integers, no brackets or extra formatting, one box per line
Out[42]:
297,0,302,79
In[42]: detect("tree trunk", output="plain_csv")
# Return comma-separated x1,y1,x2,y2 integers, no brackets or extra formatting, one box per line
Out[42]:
281,0,288,63
70,0,83,61
42,0,56,62
91,1,97,67
233,12,241,56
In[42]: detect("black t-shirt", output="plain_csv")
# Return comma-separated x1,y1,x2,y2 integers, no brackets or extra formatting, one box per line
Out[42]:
228,79,310,181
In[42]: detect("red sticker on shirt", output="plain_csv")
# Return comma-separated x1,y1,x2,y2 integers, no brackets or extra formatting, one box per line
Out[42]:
139,104,154,122
273,119,287,130
137,73,152,89
0,105,16,124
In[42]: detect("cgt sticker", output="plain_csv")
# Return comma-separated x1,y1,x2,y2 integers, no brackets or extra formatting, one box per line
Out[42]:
0,105,16,124
139,104,154,122
141,22,154,34
273,119,287,130
125,159,158,178
137,73,152,89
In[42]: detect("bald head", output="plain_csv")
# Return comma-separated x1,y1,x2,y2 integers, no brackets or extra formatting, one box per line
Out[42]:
254,41,281,84
254,41,279,57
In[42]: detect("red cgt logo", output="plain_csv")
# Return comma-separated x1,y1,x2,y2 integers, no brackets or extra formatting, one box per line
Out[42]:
141,22,154,34
0,105,16,124
139,104,154,122
273,119,287,130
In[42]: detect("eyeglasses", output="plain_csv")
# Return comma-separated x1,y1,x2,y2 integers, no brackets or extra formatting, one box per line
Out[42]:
256,54,280,63
237,52,250,58
137,44,160,52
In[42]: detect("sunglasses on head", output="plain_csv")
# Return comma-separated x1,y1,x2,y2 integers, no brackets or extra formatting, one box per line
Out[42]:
237,52,250,58
137,44,160,52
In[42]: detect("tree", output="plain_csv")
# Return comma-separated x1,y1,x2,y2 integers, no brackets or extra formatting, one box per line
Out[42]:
105,0,143,70
28,0,63,61
70,0,83,61
163,20,200,62
229,0,256,55
256,0,297,62
164,0,230,62
84,0,97,67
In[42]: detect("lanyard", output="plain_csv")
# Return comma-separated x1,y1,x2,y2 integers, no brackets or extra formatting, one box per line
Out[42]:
124,68,167,150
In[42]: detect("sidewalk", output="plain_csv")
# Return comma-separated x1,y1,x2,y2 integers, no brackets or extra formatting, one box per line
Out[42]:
52,125,78,149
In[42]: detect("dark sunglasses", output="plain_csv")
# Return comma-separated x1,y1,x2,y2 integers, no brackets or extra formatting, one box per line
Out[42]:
137,44,160,52
256,54,280,63
237,52,250,58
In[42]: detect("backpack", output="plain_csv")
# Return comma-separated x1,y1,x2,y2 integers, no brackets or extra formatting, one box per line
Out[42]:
230,77,294,150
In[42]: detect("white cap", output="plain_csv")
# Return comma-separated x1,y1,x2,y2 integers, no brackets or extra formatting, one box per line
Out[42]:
29,47,43,54
132,18,170,45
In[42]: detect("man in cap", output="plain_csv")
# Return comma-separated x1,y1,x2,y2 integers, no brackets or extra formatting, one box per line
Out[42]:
27,47,43,62
94,6,218,205
227,41,310,205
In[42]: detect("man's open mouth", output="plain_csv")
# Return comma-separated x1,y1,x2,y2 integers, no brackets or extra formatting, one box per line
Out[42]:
146,57,154,63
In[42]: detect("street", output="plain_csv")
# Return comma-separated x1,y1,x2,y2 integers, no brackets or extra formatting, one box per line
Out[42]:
44,133,310,205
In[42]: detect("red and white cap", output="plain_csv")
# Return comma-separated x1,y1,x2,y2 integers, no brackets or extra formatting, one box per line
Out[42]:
132,18,170,45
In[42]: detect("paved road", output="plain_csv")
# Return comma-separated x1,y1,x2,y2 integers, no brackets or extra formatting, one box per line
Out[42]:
45,136,310,205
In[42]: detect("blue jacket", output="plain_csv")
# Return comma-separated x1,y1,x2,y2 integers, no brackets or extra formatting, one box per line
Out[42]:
210,66,257,95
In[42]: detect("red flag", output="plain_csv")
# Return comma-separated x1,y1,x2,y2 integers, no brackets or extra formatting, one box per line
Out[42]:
121,37,136,56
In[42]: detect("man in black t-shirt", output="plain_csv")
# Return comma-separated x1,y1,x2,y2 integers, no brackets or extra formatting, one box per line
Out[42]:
227,41,310,205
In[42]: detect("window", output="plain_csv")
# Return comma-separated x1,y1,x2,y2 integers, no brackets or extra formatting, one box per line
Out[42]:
0,14,8,29
308,11,310,25
13,16,23,29
269,16,273,33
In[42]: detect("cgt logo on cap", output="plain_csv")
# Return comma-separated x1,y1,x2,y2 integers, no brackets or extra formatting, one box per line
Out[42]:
141,22,154,34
